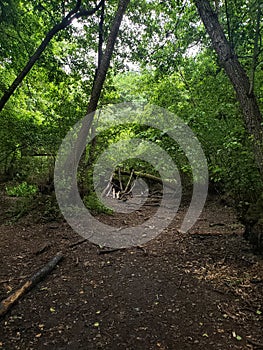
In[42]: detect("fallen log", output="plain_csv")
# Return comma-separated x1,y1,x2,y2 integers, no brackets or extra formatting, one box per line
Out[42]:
120,170,176,191
0,252,63,318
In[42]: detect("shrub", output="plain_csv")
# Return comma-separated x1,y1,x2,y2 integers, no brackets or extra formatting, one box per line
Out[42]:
6,181,38,197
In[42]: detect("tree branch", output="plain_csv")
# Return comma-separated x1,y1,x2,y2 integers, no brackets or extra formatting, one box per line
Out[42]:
249,0,261,95
0,252,63,318
0,1,103,113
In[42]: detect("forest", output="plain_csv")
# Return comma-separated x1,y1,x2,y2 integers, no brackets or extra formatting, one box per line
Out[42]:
0,0,263,349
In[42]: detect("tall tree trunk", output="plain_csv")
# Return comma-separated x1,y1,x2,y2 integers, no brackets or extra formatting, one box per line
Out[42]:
63,0,130,200
75,0,130,153
194,0,263,179
0,1,102,113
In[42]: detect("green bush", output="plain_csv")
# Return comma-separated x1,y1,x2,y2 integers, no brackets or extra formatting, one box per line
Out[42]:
6,181,38,197
84,192,113,215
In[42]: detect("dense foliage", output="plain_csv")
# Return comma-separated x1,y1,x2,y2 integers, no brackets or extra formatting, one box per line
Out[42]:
0,0,263,210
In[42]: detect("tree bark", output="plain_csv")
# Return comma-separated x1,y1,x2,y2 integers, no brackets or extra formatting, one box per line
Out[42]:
194,0,263,179
73,0,131,156
0,1,102,113
87,0,130,115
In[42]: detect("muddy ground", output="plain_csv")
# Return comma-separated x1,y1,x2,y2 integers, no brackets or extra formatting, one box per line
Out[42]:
0,193,262,350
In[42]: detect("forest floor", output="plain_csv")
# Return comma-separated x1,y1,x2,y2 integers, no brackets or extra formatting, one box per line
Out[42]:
0,191,262,350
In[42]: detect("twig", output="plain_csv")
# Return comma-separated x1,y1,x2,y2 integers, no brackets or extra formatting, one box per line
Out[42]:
69,238,88,248
106,184,113,197
98,245,147,255
35,243,50,255
127,179,136,194
101,172,114,197
178,276,184,289
118,167,123,191
213,288,227,295
218,304,238,320
98,247,126,254
124,169,134,193
135,245,148,255
0,252,63,318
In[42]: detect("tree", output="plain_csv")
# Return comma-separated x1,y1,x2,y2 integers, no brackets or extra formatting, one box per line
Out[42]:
75,0,131,153
60,0,131,201
0,0,103,113
193,0,263,179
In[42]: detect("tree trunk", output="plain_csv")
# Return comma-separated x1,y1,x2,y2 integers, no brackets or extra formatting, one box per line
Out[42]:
73,0,131,156
194,0,263,179
62,0,130,202
87,0,130,114
0,1,102,113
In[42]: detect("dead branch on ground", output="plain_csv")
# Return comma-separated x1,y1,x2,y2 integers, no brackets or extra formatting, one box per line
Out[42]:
0,252,63,318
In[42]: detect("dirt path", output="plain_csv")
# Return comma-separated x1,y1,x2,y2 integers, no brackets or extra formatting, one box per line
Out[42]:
0,195,262,349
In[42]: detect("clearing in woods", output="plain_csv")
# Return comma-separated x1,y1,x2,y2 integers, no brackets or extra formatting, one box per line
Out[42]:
0,193,262,350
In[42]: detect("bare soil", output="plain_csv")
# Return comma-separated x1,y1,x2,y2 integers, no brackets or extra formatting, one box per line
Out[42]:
0,193,262,350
